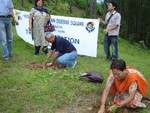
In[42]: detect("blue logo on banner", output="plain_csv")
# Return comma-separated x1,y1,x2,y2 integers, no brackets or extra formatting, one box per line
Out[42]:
18,16,22,20
14,11,22,21
86,22,95,33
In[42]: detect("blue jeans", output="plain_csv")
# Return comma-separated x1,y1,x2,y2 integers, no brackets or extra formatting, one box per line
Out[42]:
104,35,118,60
0,18,13,59
57,51,78,67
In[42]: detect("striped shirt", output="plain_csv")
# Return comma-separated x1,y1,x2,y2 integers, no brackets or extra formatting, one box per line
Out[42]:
0,0,14,16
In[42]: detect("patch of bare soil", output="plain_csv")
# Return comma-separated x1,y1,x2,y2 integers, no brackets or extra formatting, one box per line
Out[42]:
0,68,5,74
25,62,65,71
55,93,150,113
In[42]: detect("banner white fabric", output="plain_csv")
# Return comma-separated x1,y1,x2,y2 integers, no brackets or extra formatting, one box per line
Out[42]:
14,9,99,57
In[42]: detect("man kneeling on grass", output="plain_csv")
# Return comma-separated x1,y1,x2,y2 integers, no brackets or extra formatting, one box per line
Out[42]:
43,32,78,68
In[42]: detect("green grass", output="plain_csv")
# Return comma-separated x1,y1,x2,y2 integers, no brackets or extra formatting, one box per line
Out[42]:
0,25,150,113
0,1,150,113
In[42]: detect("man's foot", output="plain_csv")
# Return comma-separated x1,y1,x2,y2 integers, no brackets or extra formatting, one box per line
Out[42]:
72,61,77,68
3,58,10,64
58,64,66,68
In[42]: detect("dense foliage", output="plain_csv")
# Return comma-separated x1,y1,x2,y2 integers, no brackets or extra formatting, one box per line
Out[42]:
18,0,150,48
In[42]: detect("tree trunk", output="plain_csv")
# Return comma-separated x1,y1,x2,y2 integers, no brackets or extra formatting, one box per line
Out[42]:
104,0,107,15
90,0,93,18
93,0,97,18
19,0,23,6
85,0,88,18
55,0,58,5
28,0,32,3
126,0,130,39
90,0,97,18
69,0,72,13
115,0,150,48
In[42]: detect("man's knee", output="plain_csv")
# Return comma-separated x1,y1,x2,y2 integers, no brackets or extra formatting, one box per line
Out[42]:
57,57,64,64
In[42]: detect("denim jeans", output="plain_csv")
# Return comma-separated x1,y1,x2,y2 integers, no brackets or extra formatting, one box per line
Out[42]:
104,35,118,60
0,18,13,59
57,51,78,67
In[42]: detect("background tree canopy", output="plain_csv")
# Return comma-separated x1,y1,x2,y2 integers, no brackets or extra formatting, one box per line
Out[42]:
18,0,150,48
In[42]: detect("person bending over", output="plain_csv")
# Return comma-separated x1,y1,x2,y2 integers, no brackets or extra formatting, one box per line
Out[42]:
43,32,78,68
98,59,148,113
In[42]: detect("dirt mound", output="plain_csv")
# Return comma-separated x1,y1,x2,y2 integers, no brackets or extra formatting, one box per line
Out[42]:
88,98,150,113
55,94,150,113
25,62,56,70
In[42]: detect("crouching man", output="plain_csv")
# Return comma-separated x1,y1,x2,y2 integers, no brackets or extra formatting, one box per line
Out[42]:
43,32,78,68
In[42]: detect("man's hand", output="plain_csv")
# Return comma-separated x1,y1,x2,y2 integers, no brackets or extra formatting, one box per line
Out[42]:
42,60,47,66
99,18,107,25
28,25,32,31
99,18,103,22
14,20,19,25
46,62,53,67
103,29,109,34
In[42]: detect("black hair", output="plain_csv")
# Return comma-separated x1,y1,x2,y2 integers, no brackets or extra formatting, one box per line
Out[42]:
35,0,44,7
109,1,117,10
110,59,126,71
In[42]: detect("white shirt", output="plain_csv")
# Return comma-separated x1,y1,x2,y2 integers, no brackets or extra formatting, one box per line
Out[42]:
105,11,121,36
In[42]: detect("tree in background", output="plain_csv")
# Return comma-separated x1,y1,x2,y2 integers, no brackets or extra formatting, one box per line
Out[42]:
69,0,72,13
85,0,88,18
19,0,23,6
90,0,97,18
115,0,150,48
23,0,150,48
55,0,58,5
28,0,33,3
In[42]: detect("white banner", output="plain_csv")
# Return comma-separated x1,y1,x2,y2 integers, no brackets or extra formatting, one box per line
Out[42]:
14,9,99,57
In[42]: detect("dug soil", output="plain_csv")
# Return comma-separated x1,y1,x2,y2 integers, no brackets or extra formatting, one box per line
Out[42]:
55,93,150,113
25,62,63,70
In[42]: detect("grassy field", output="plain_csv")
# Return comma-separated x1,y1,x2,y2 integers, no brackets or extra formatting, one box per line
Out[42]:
0,1,150,113
0,26,150,113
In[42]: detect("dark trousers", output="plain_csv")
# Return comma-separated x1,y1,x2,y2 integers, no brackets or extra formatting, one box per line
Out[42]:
35,46,48,55
35,46,41,55
104,35,118,60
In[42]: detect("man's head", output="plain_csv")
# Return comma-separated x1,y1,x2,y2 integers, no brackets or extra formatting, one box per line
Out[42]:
108,1,117,11
45,32,55,43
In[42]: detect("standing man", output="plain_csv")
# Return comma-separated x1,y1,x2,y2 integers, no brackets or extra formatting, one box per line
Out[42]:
0,0,19,63
100,1,121,61
43,32,78,68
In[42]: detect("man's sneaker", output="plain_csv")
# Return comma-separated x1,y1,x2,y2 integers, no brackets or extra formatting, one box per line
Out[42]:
3,58,10,64
72,61,77,68
58,64,66,68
